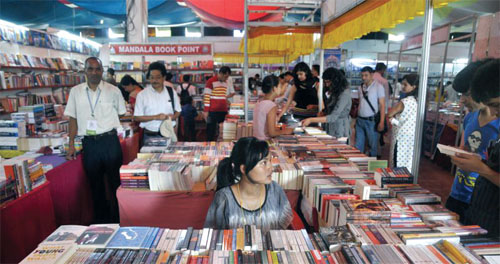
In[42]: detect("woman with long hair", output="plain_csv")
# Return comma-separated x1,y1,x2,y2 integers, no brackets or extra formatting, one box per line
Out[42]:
301,67,352,138
387,74,419,172
119,74,143,109
279,62,319,119
204,137,293,232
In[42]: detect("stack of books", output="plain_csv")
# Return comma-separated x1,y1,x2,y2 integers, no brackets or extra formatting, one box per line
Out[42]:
338,200,392,226
1,154,46,204
148,162,193,191
119,163,150,189
374,167,414,187
0,120,26,150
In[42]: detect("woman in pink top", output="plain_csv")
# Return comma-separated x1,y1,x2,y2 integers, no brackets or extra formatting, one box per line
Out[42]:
253,75,294,140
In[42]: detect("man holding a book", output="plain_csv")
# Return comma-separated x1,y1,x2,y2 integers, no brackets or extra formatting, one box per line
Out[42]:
451,59,500,236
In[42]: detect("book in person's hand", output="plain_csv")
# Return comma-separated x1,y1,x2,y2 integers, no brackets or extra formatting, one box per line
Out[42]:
437,144,476,157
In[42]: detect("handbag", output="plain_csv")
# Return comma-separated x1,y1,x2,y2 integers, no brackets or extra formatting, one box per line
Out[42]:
349,98,359,118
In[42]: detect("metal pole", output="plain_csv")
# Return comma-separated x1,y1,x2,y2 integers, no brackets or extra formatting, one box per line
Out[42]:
318,10,325,113
243,0,249,123
412,0,434,180
393,44,403,107
430,25,451,157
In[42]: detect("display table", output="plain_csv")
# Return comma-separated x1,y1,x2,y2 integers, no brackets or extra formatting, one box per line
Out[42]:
44,155,94,226
117,187,301,229
41,132,141,226
0,182,57,263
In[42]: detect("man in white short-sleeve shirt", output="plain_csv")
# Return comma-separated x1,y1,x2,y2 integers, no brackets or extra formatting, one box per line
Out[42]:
64,57,126,223
355,66,386,157
134,61,181,142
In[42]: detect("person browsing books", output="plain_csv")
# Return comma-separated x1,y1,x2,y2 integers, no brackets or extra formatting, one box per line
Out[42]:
204,137,293,233
119,74,143,111
444,59,499,222
449,59,500,236
279,62,319,120
252,75,294,141
134,62,181,143
301,67,352,139
203,66,235,141
387,74,419,174
64,57,126,223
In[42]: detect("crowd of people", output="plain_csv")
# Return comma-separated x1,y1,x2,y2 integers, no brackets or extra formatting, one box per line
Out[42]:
65,56,499,235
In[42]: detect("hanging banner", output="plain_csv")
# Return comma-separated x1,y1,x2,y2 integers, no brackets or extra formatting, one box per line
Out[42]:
109,44,212,55
324,49,342,69
402,25,450,51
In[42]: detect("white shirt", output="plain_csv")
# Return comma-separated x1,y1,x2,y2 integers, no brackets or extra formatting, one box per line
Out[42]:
373,72,389,113
134,85,182,131
64,81,126,136
358,80,385,118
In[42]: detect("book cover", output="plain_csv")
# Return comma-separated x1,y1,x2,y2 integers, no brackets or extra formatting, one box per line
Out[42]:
106,227,153,249
75,224,119,247
42,225,87,245
20,244,75,264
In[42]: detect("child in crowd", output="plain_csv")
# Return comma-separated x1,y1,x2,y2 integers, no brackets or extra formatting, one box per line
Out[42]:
180,95,200,142
204,137,293,232
252,75,294,141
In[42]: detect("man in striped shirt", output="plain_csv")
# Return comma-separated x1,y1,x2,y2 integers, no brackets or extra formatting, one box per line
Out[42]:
203,66,235,141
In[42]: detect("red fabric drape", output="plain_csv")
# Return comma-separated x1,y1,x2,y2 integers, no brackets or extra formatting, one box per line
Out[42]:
1,182,57,263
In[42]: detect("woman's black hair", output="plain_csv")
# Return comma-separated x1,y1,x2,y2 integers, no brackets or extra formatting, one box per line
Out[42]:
216,137,269,191
261,75,279,94
181,95,193,106
146,61,167,79
119,74,143,89
322,67,349,114
182,74,191,83
403,74,419,99
292,62,314,88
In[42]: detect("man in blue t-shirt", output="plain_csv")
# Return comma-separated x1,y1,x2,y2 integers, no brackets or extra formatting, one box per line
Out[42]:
446,110,499,221
445,59,499,222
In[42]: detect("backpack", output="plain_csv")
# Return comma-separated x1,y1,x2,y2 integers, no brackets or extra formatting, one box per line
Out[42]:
179,83,191,101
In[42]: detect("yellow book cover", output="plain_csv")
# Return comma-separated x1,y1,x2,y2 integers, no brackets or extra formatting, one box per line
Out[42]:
236,228,245,250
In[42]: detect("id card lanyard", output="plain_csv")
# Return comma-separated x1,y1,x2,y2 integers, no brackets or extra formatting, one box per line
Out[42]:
86,87,101,118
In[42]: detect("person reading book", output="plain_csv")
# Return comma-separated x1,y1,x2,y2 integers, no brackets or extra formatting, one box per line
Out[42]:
387,74,419,173
204,137,293,232
301,67,352,139
252,75,294,140
443,59,499,222
119,74,143,111
450,59,500,236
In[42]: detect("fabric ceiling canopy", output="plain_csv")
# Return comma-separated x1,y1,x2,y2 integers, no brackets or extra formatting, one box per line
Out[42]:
322,0,459,49
239,26,321,56
214,52,299,64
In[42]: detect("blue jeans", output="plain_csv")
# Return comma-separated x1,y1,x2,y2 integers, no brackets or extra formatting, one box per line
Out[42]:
355,117,379,157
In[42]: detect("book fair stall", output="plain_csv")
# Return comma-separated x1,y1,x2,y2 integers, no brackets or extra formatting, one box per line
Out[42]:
0,0,499,263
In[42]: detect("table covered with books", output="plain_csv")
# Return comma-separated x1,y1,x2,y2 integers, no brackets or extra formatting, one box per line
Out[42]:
18,128,500,263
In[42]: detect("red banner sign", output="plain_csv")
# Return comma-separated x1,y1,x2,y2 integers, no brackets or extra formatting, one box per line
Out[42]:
109,44,212,55
402,25,450,51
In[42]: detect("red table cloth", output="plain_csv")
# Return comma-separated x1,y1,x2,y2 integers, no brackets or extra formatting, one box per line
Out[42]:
0,182,57,263
117,187,300,229
45,155,94,226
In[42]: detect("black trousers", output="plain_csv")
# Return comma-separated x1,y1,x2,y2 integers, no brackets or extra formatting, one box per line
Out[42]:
82,132,123,224
184,119,196,141
206,112,227,141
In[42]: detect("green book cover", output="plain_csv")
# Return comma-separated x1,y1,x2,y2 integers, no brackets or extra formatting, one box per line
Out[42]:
368,160,388,172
